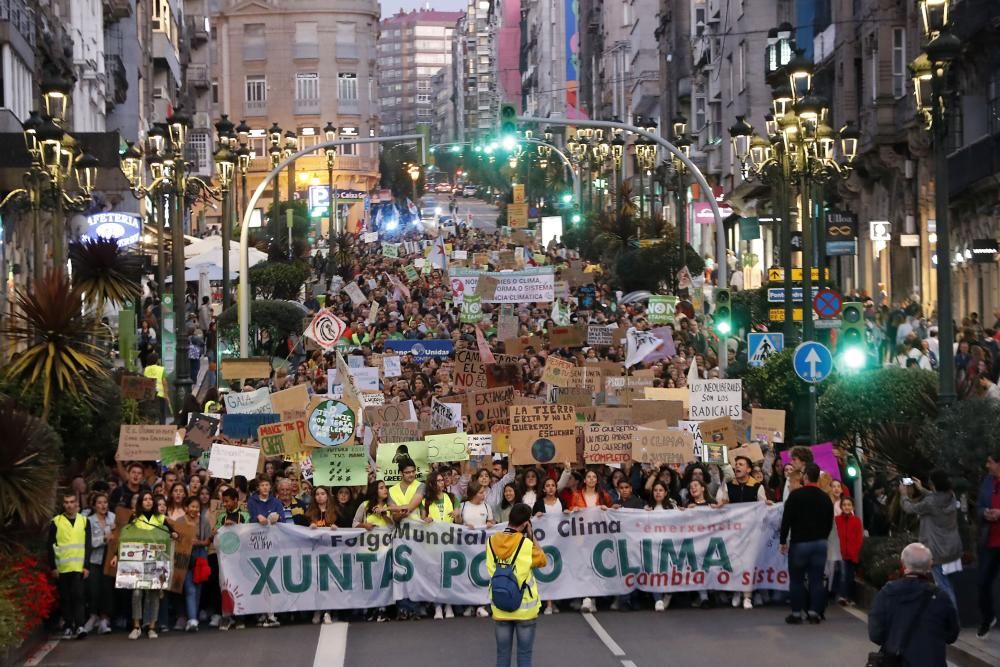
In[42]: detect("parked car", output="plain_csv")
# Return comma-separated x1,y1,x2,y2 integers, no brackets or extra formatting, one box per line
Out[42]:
462,185,477,197
434,182,452,193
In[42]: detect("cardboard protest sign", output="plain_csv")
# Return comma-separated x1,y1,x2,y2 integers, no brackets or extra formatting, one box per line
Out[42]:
509,404,577,465
464,386,514,435
159,446,189,467
503,335,544,355
549,325,587,348
425,432,469,463
467,434,492,456
594,407,633,424
311,445,368,487
474,275,499,300
497,304,519,341
344,281,367,306
586,325,615,346
382,355,402,378
780,442,842,482
699,416,739,447
222,413,279,439
702,443,729,465
584,423,636,464
182,413,220,456
378,420,421,444
270,384,310,422
631,428,693,464
454,349,488,389
430,398,463,431
257,420,305,458
305,398,357,447
541,356,575,387
223,387,273,415
120,375,157,401
207,443,261,479
644,387,689,412
631,400,685,428
555,386,594,407
728,443,765,465
365,400,416,426
220,358,272,380
168,520,197,594
375,441,429,483
751,409,786,444
116,425,177,461
688,380,743,419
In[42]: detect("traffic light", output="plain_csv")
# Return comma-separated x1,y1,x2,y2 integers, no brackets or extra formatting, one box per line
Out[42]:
500,103,517,139
844,454,860,480
713,288,732,336
560,192,573,204
570,212,582,224
839,301,866,369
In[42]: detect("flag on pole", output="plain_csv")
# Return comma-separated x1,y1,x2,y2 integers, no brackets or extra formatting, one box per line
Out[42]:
551,299,571,326
428,232,449,271
475,325,496,365
624,327,663,368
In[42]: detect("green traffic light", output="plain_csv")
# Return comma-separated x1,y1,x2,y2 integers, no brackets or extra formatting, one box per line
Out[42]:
846,464,859,479
449,145,461,153
841,346,866,369
715,320,732,335
429,147,436,153
500,135,517,151
561,193,573,203
570,213,582,224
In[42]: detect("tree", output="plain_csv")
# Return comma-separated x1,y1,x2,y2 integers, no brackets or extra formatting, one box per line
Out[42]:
0,400,61,534
217,299,308,356
264,199,311,261
68,237,142,311
917,397,1000,496
248,260,312,300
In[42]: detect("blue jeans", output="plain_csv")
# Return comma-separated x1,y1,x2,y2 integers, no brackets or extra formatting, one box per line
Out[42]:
837,560,856,601
185,546,207,621
788,540,828,615
977,547,1000,623
931,564,957,611
495,619,537,667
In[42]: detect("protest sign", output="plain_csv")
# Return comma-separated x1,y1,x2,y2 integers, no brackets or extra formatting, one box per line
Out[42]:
305,398,357,447
220,358,272,380
699,416,739,447
159,446,189,467
751,409,786,444
454,349,488,389
216,505,787,613
631,428,693,464
363,231,379,243
257,420,305,458
425,432,469,463
631,400,685,428
541,356,575,387
509,404,577,465
223,387,273,415
120,375,157,401
702,443,729,465
116,425,177,461
467,434,492,455
378,421,421,444
382,242,399,259
549,325,587,348
555,385,594,407
448,267,555,303
335,353,362,409
584,423,636,464
780,442,842,482
222,413,279,439
594,407,633,424
647,295,678,324
430,398,463,431
365,401,416,426
349,366,380,391
168,520,196,594
452,249,468,261
688,380,743,419
728,443,765,465
375,441,429,483
497,304,519,341
115,523,172,589
303,309,347,351
644,387,689,412
383,339,454,360
460,294,483,324
464,386,514,435
183,413,220,456
567,366,603,392
503,335,544,355
311,445,369,486
474,275,499,300
678,420,705,460
270,384,310,422
382,355,402,378
207,443,261,479
344,281,367,306
586,325,615,346
403,265,420,282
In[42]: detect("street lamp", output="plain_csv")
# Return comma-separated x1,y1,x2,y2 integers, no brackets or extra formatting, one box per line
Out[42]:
324,121,337,236
214,114,236,309
408,164,421,203
911,0,961,405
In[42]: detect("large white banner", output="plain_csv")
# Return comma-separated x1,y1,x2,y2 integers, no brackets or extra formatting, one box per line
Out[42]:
216,505,787,614
448,268,555,303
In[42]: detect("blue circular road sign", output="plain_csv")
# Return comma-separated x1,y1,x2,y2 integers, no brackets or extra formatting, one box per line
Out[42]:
793,341,834,383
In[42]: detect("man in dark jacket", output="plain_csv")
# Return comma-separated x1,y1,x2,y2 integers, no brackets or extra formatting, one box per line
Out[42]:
780,463,834,624
869,543,959,666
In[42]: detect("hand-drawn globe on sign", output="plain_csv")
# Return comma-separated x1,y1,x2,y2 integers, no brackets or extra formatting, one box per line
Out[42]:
531,437,556,463
307,399,356,447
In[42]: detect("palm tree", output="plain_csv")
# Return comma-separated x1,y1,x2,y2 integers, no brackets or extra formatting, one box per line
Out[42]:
0,399,61,535
1,271,109,420
68,237,142,311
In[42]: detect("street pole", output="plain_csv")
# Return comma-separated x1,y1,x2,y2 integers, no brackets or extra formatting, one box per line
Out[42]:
53,184,64,273
155,189,166,299
932,82,955,405
221,182,232,310
779,154,794,340
171,177,191,419
30,185,42,283
327,163,334,240
801,170,815,344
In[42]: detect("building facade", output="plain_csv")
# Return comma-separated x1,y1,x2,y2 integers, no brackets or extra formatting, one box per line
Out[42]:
377,9,461,139
451,0,499,143
212,0,380,233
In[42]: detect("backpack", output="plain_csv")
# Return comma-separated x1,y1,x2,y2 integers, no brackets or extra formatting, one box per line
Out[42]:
489,534,527,613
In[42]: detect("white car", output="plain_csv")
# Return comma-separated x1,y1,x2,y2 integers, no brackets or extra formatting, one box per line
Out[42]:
462,185,477,197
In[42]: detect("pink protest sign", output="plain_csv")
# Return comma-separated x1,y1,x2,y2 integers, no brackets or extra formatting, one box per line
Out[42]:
780,442,842,482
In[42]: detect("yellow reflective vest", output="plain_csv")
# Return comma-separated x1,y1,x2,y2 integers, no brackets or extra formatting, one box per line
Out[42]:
133,513,167,531
52,514,88,574
486,531,548,621
359,501,390,527
143,364,167,398
425,494,455,523
389,481,422,520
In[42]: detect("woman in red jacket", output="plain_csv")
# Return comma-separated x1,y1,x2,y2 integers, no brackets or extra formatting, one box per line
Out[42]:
567,469,614,512
835,496,864,605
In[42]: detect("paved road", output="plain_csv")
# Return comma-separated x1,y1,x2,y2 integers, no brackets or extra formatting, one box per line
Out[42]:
31,606,877,667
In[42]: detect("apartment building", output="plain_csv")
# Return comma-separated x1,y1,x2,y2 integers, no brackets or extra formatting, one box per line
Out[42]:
377,8,460,139
212,0,380,233
452,0,499,143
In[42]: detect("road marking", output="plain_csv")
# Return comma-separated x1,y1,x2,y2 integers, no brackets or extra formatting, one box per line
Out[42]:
23,639,59,666
312,622,349,667
581,613,626,657
622,661,639,667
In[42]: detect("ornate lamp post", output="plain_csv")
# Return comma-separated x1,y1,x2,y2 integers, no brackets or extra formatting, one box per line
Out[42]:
324,121,337,236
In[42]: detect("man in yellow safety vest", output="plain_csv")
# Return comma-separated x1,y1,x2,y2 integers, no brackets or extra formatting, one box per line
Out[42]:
388,457,424,619
48,492,92,639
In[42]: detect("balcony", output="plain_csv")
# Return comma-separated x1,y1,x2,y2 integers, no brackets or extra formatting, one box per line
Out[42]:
105,53,128,108
103,0,132,22
187,63,210,89
293,43,318,59
294,98,321,115
244,99,267,116
187,15,208,46
1,0,36,46
949,133,1000,201
339,99,360,115
337,44,359,60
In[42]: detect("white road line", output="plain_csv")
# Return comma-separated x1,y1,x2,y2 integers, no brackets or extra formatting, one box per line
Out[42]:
621,661,639,667
581,613,626,657
312,622,349,667
23,639,59,666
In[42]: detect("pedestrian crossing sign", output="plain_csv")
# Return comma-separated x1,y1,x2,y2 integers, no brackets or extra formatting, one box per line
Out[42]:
748,332,784,368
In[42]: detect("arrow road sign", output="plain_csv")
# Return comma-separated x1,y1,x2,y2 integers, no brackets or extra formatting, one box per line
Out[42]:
812,288,843,319
748,333,784,368
767,267,831,283
793,341,834,383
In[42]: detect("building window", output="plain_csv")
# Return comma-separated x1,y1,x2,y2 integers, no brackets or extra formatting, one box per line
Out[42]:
245,75,267,103
338,73,358,100
738,41,746,92
694,96,706,138
336,23,356,44
295,22,317,44
891,27,906,99
296,72,319,101
417,80,431,91
417,108,432,117
184,130,211,173
211,81,219,104
417,94,431,103
870,43,878,102
727,55,734,101
244,23,266,60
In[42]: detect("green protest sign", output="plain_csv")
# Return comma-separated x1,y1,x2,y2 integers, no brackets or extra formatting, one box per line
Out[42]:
460,295,483,324
375,440,429,484
647,295,677,324
382,242,399,259
403,265,419,282
425,432,469,463
310,444,368,487
115,522,173,589
159,445,190,467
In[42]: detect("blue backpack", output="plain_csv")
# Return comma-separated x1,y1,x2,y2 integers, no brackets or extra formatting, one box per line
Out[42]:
489,534,527,612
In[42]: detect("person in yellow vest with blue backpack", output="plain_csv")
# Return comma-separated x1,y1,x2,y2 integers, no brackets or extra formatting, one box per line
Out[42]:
487,503,548,667
48,492,92,640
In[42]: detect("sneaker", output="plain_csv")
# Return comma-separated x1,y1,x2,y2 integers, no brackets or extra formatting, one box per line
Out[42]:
654,599,665,612
62,628,74,640
322,612,333,625
785,613,804,625
173,618,186,632
476,606,490,618
209,614,222,628
753,592,765,607
434,605,444,620
375,612,388,623
581,597,594,613
742,596,753,610
75,626,88,640
147,628,158,639
609,598,621,612
731,593,741,608
264,615,280,628
462,607,474,617
977,617,997,639
551,605,560,614
185,619,199,632
219,618,233,632
234,621,246,630
806,611,822,624
83,615,98,634
98,619,111,635
444,605,454,619
543,606,553,615
837,597,849,607
128,628,141,640
312,611,322,625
